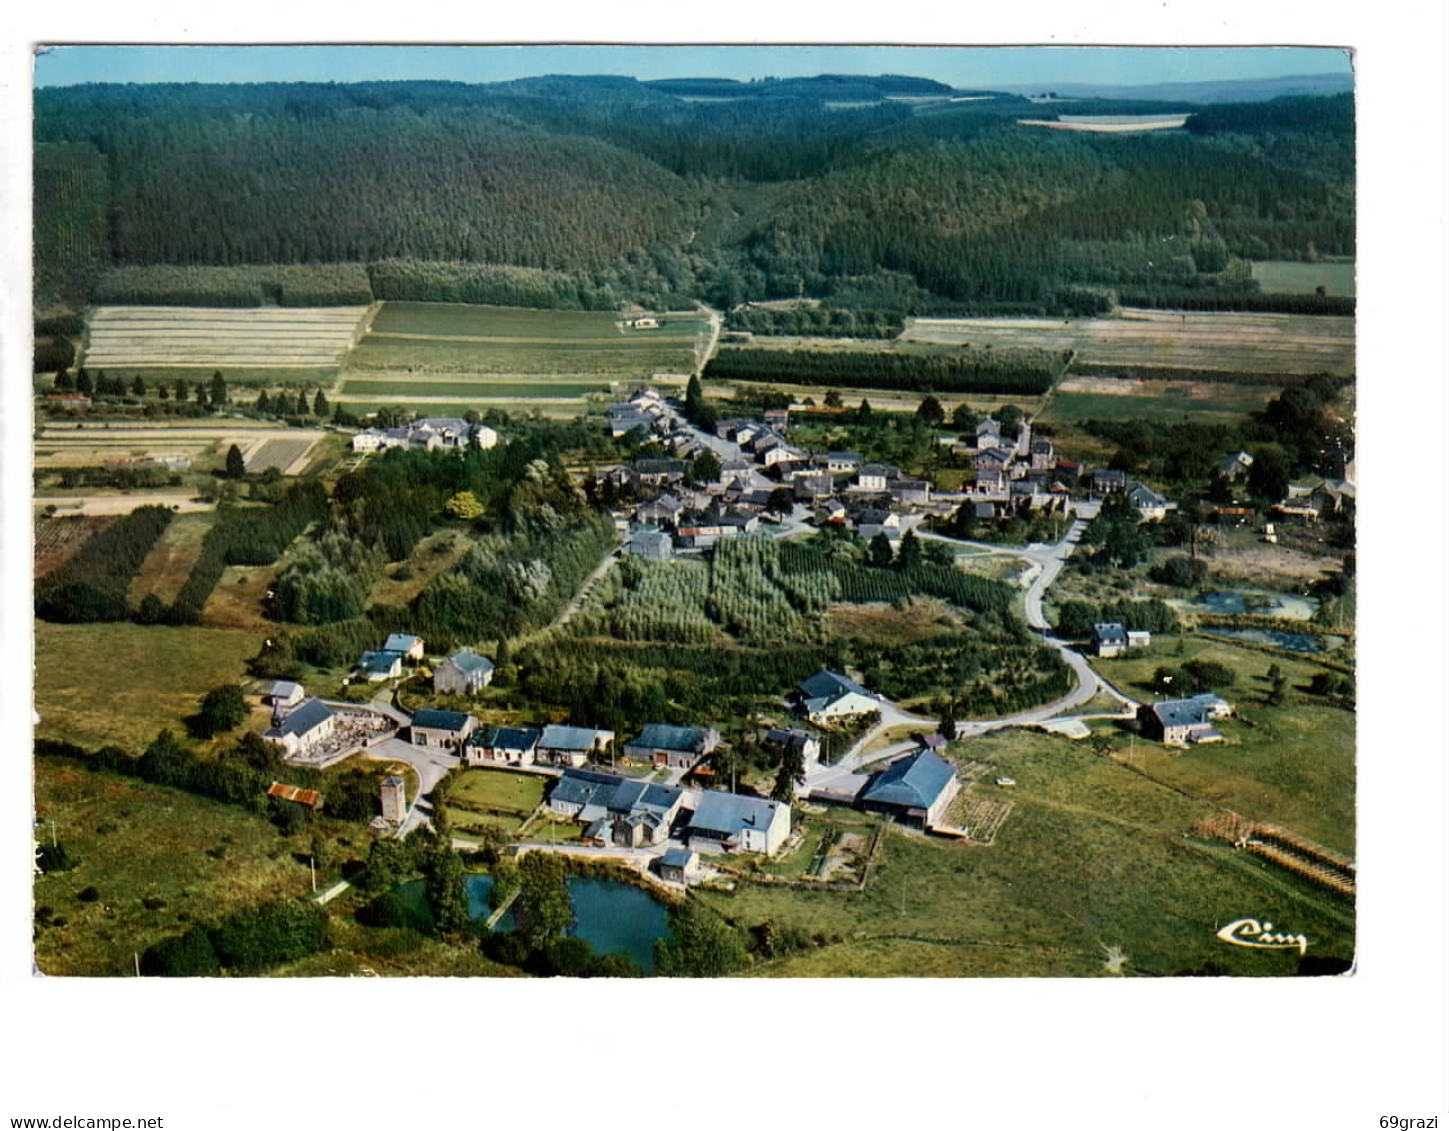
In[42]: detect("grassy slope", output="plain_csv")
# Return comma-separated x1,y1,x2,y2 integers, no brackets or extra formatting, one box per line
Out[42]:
700,728,1354,978
34,620,264,749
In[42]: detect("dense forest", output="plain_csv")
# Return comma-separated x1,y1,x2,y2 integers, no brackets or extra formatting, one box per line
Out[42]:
34,78,1353,314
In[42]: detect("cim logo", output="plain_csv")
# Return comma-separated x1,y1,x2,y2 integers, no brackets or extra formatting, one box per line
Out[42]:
1216,918,1309,956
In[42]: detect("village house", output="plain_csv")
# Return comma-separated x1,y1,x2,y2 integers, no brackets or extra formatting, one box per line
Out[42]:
857,748,960,830
547,770,685,847
794,473,836,502
972,466,1009,497
626,529,674,561
854,463,892,492
465,725,541,767
265,680,305,710
633,458,689,487
1138,694,1233,747
1217,450,1255,481
1126,482,1174,522
819,451,862,475
1128,630,1152,649
763,408,789,432
1091,622,1129,658
890,477,932,506
1089,468,1127,495
684,791,791,856
974,416,1001,450
535,724,615,768
263,697,337,759
409,708,476,751
383,633,426,662
623,723,722,771
357,650,404,682
764,728,822,765
433,649,495,695
636,495,683,526
796,670,880,723
1030,439,1056,471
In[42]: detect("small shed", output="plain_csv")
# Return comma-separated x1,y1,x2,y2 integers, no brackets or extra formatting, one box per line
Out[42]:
266,782,324,811
658,848,699,886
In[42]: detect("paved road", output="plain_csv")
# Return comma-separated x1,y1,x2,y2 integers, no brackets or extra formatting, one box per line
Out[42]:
362,736,460,839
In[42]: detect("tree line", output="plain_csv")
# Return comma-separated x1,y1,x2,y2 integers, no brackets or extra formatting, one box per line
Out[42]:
35,505,173,622
705,344,1062,396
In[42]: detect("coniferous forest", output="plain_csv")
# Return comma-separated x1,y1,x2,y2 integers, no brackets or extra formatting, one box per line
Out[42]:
34,78,1353,314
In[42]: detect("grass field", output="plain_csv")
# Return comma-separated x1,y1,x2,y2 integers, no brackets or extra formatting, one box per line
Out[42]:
1040,379,1280,425
33,759,321,976
1251,260,1356,298
34,620,265,749
339,378,613,399
449,769,546,816
700,728,1354,977
1089,637,1355,852
127,512,216,606
83,305,370,369
903,308,1354,378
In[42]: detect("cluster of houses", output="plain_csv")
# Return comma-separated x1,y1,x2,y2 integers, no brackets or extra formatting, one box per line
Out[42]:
351,416,499,453
547,767,792,856
356,632,427,682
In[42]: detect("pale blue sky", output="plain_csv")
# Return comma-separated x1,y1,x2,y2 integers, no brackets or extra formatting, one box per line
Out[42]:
33,45,1352,89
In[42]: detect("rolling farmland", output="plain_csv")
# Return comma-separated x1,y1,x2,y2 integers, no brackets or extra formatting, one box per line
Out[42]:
336,302,712,408
902,308,1355,378
82,305,373,369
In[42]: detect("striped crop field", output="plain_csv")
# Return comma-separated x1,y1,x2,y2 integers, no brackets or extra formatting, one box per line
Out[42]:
83,305,373,369
902,307,1355,378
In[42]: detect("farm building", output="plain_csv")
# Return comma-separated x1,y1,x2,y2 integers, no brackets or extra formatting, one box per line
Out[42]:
975,417,1001,450
684,791,790,857
465,725,541,767
263,697,337,759
535,724,615,768
623,723,722,770
858,749,960,830
1138,694,1233,747
380,775,408,824
357,650,405,681
1030,439,1056,470
547,771,685,848
1127,630,1152,649
1089,469,1127,495
1091,623,1129,658
383,633,426,661
410,708,476,751
433,649,495,695
266,680,305,710
657,848,700,885
854,464,892,492
796,670,879,723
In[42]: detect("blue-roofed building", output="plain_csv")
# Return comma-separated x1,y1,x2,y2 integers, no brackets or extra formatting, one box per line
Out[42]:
358,650,405,682
1138,693,1232,747
465,725,541,767
657,848,700,885
1091,622,1129,658
262,697,337,759
433,649,495,696
536,724,615,768
684,791,790,856
383,633,426,661
410,708,476,750
623,723,722,770
795,669,879,724
858,749,960,829
547,770,685,846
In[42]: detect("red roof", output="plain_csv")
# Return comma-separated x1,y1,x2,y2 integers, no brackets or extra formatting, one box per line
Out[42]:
267,782,323,808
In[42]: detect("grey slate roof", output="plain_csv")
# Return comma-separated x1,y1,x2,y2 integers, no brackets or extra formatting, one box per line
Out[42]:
269,697,332,739
469,725,540,751
687,791,782,839
799,670,871,701
412,708,472,733
384,633,422,653
627,723,713,754
539,724,607,752
446,649,495,675
660,848,696,869
267,680,302,699
1093,622,1128,646
860,749,956,811
1147,693,1231,729
359,649,405,675
550,769,624,808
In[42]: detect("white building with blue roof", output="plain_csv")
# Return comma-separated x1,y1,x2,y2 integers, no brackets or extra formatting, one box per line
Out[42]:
796,669,880,723
536,724,615,768
263,697,337,760
383,633,425,661
684,791,790,856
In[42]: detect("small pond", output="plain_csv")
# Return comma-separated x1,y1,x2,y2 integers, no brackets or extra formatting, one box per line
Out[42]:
1198,626,1344,654
1177,589,1319,621
391,874,671,973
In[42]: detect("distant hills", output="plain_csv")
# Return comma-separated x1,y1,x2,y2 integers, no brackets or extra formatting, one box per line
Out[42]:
995,72,1353,104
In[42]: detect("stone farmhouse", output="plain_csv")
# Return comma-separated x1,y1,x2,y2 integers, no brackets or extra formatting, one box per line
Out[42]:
433,649,495,695
623,723,722,770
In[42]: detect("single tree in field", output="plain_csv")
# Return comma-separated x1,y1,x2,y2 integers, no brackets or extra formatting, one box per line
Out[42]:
209,371,227,406
312,389,329,418
157,383,170,402
225,444,246,480
916,396,945,429
868,532,894,568
196,684,249,738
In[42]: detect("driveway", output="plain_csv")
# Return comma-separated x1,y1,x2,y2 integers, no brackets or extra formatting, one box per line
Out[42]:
362,736,460,838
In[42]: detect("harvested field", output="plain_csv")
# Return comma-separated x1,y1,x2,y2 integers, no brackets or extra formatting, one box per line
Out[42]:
127,512,215,606
83,305,372,369
36,491,214,517
34,515,111,578
243,437,316,475
201,565,280,632
903,308,1354,378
